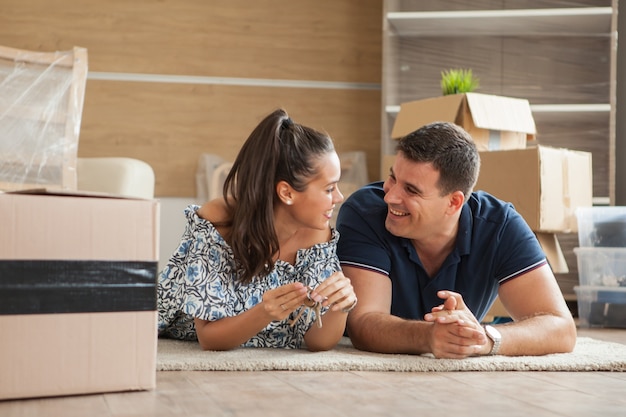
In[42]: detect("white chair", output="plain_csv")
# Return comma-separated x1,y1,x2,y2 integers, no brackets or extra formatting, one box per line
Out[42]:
77,157,155,199
208,162,233,201
196,153,232,203
332,151,369,226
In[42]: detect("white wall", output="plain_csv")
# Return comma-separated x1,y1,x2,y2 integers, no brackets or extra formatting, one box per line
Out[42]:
158,196,198,272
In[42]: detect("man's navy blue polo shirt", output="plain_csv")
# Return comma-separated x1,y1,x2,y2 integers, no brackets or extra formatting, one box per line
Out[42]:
336,182,547,321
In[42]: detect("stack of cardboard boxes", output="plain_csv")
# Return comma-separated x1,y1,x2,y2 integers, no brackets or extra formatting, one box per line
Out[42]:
384,92,593,275
0,46,159,400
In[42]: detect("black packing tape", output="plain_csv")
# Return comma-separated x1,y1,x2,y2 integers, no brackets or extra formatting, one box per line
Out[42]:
0,260,158,315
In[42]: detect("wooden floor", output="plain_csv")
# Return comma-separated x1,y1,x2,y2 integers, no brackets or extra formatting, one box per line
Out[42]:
2,327,626,417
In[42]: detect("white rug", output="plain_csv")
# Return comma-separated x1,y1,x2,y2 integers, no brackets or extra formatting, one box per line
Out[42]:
157,336,626,372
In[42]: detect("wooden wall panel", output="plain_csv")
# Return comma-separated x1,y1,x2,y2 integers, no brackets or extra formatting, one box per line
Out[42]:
1,0,381,83
80,81,381,196
2,1,383,197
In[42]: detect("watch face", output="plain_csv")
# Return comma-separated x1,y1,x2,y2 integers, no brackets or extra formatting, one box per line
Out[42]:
484,325,502,355
485,325,501,340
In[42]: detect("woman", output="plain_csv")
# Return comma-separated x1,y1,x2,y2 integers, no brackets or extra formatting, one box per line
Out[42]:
158,108,357,351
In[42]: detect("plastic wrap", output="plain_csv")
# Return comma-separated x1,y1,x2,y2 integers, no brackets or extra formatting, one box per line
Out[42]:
0,46,88,192
196,153,230,203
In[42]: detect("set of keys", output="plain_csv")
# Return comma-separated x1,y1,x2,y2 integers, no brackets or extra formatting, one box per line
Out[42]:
288,287,324,328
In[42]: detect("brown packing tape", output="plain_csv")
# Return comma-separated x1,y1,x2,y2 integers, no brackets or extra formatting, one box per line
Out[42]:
561,149,576,232
561,149,593,232
560,149,571,230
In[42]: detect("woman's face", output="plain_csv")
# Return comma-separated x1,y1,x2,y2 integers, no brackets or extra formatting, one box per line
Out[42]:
290,151,343,230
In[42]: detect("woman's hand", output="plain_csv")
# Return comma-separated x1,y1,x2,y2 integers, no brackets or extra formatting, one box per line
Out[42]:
309,271,357,313
261,282,308,321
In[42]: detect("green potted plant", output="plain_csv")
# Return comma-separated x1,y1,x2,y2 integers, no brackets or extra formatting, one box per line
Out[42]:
440,68,479,96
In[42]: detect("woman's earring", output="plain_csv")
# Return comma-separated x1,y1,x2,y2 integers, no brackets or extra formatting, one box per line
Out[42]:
286,200,293,205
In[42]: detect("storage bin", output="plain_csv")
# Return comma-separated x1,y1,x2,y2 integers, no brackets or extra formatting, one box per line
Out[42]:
576,206,626,247
574,286,626,329
574,247,626,287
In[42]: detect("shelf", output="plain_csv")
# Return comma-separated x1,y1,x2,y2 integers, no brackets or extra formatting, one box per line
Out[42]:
529,104,610,113
385,103,610,115
387,7,612,37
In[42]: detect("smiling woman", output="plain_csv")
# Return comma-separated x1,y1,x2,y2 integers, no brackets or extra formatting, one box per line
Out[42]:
157,108,357,352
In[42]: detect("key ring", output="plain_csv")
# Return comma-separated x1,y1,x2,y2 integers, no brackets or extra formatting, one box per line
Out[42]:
288,287,324,328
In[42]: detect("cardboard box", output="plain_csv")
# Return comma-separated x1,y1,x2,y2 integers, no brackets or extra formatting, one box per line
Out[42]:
536,232,569,274
0,191,160,400
475,145,593,233
391,92,536,151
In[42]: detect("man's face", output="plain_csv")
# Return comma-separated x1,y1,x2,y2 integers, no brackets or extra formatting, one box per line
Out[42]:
382,153,452,241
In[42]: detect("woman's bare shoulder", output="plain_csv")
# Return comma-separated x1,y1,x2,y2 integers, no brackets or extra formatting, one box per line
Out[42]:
197,198,231,224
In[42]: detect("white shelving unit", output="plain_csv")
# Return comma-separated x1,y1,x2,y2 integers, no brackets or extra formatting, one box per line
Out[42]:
381,2,616,204
386,103,611,115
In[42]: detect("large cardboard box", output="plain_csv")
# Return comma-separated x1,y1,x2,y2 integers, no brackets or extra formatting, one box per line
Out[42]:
0,191,160,400
391,92,536,151
475,145,593,234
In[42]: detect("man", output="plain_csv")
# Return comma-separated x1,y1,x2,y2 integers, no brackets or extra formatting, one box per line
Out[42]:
336,122,576,358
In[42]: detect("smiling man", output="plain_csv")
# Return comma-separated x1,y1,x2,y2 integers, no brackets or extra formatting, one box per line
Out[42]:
336,121,576,358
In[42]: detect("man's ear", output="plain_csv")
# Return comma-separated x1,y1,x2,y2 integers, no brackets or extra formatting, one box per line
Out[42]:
276,181,294,206
448,190,465,214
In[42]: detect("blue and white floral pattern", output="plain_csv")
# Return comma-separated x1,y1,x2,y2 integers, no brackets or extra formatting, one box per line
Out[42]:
157,205,341,349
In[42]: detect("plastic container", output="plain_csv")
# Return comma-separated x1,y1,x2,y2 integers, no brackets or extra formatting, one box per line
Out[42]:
576,206,626,247
574,286,626,328
574,247,626,287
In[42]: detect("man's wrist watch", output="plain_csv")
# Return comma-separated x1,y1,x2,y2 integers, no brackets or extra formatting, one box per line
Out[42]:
483,324,502,356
